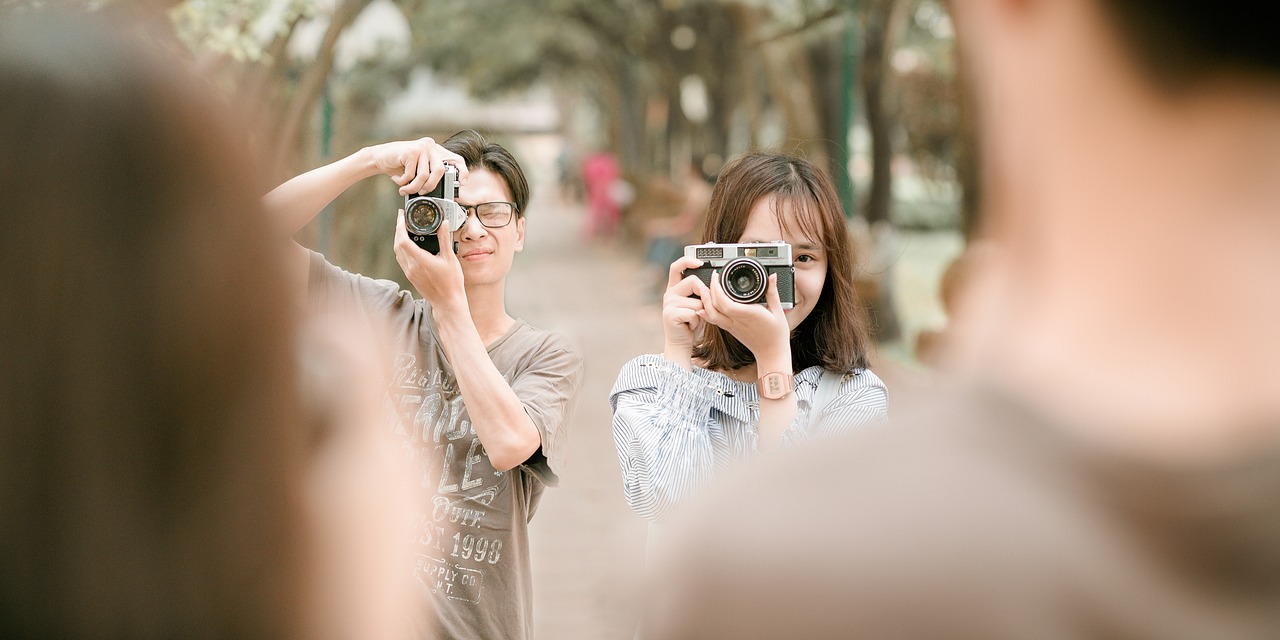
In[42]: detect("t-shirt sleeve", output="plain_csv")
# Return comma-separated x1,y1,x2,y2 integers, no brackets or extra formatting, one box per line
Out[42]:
306,250,418,327
512,330,584,485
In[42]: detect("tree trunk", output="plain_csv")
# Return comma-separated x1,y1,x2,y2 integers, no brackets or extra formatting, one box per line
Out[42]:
807,35,845,191
858,0,904,343
860,0,895,226
954,41,982,241
268,0,375,174
761,39,822,152
614,60,648,177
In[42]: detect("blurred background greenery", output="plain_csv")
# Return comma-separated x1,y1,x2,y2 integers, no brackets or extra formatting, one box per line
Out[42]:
4,0,970,362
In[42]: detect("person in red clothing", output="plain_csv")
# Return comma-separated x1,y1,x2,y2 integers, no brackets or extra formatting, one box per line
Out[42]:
581,150,624,240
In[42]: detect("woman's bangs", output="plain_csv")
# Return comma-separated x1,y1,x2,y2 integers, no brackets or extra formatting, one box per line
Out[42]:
773,194,826,249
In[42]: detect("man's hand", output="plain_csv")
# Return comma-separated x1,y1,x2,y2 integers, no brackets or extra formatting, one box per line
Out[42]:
366,137,469,196
393,208,467,312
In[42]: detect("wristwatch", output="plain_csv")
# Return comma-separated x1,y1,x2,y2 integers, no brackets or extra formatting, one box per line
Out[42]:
757,371,794,400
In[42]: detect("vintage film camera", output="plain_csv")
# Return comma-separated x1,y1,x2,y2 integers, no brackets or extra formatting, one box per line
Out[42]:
682,242,795,307
403,164,465,254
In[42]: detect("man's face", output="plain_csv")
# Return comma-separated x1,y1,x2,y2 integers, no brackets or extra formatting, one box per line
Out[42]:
452,168,524,287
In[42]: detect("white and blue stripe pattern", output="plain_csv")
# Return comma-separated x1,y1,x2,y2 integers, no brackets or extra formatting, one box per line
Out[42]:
610,354,889,523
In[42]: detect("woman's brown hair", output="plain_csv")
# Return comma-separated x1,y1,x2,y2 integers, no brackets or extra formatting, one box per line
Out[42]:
691,153,873,373
0,14,313,638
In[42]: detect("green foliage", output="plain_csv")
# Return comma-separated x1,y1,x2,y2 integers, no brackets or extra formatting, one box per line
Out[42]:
169,0,316,63
409,0,646,96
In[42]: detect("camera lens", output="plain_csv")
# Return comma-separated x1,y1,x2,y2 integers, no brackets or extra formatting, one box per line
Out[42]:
721,258,767,304
406,199,441,234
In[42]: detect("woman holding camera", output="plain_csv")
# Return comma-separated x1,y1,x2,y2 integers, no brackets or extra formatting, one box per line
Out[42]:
610,152,888,524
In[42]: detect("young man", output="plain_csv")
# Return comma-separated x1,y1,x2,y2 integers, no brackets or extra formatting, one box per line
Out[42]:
644,1,1280,638
265,130,584,639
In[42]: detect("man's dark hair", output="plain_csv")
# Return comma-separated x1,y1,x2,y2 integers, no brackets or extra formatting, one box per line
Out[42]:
442,130,530,216
1097,1,1280,89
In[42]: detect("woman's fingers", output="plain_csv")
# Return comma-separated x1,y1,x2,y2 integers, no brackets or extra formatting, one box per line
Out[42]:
667,275,710,303
666,307,702,330
666,255,706,290
699,271,730,325
763,273,784,316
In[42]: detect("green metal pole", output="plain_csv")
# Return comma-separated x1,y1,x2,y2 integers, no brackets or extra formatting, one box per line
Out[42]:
317,82,334,254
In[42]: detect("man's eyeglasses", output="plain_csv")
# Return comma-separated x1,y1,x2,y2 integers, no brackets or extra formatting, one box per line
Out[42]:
461,202,518,228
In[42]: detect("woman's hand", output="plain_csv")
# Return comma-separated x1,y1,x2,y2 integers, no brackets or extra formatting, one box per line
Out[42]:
393,208,467,313
365,137,469,196
698,271,792,366
661,256,711,369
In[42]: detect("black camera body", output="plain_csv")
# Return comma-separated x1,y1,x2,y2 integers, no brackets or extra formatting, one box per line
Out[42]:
682,242,795,307
403,165,465,254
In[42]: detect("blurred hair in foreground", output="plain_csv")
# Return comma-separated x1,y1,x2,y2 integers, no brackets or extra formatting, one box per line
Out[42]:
0,12,312,638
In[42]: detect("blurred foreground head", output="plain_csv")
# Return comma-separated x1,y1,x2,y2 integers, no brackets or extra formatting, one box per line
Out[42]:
943,0,1280,448
0,13,312,638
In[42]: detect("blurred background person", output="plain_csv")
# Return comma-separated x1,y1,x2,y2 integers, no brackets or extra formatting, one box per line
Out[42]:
0,12,415,639
642,0,1280,638
639,159,715,301
580,149,625,241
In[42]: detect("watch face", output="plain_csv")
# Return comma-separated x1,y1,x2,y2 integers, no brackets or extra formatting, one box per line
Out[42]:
759,372,793,400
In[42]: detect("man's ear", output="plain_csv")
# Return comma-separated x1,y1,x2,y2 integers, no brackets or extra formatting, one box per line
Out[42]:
514,216,525,252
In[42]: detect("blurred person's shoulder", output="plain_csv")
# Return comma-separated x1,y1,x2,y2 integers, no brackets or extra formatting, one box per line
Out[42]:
648,381,1280,639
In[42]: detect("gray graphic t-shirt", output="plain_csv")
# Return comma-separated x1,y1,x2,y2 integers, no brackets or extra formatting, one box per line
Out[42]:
309,253,583,640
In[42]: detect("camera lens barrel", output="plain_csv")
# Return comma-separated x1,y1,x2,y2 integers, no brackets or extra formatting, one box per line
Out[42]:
721,257,767,304
405,198,442,235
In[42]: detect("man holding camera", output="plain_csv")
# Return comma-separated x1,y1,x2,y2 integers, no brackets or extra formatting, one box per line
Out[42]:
265,130,584,640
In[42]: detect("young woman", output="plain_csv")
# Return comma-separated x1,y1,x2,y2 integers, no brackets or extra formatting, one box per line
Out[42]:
611,152,889,523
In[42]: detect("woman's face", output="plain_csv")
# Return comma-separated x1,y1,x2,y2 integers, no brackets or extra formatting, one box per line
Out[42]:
737,194,826,331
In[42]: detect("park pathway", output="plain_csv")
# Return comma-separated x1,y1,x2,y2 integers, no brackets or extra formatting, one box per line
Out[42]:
504,193,659,640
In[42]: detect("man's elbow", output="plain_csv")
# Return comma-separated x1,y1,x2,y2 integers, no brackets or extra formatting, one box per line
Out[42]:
487,432,542,472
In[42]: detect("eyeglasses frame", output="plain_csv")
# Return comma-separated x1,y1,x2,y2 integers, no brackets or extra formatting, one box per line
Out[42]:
459,201,519,228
